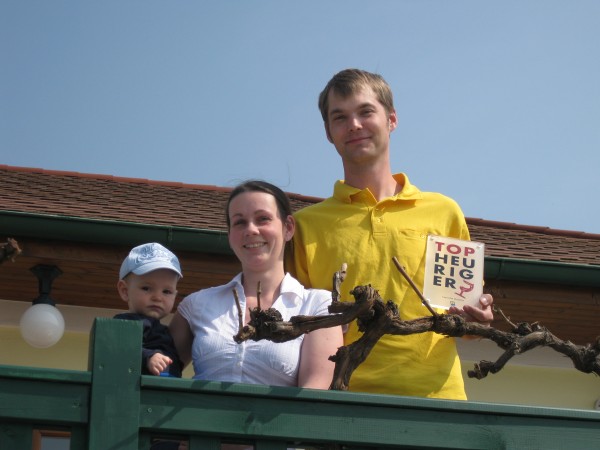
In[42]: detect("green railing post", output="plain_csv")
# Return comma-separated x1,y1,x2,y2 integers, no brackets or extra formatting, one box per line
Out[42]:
188,436,220,450
0,422,33,449
87,318,142,450
69,427,88,450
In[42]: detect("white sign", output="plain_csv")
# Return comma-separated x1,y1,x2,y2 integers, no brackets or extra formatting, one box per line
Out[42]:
423,235,485,310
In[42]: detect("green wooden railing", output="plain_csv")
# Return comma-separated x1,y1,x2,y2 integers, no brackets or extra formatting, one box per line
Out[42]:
1,318,599,449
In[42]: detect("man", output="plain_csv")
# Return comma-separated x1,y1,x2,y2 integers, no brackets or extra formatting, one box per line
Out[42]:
289,68,493,399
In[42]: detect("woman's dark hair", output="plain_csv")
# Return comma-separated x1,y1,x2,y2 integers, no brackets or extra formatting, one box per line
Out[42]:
225,180,293,228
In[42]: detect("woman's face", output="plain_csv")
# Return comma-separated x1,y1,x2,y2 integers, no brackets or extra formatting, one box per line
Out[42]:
227,191,294,273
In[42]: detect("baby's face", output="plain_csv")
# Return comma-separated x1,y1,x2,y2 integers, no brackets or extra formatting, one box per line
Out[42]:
120,269,179,319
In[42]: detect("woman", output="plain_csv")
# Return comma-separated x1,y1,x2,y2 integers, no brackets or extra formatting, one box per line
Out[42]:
170,180,343,389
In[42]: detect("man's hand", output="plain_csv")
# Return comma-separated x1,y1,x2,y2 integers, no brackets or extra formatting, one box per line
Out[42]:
449,294,494,325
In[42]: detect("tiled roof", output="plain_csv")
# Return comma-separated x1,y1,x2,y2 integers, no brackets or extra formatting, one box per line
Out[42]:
2,165,600,266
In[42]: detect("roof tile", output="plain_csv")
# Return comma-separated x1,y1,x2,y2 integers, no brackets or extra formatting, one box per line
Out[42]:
2,165,599,266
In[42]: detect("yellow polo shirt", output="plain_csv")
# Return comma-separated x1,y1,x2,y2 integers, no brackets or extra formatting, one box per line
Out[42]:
289,173,469,399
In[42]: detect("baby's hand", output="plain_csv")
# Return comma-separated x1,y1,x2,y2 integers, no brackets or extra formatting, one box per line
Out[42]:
148,353,173,376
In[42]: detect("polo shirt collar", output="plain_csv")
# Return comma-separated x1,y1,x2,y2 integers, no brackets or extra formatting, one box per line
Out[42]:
333,173,423,204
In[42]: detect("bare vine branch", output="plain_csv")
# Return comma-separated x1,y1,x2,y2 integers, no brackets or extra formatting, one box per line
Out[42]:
0,238,21,264
391,256,438,318
232,262,600,390
232,288,243,331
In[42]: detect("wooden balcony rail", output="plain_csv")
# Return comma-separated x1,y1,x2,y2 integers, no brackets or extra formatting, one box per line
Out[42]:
1,318,599,449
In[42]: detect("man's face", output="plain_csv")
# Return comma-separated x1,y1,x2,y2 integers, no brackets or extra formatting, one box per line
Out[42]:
325,85,397,166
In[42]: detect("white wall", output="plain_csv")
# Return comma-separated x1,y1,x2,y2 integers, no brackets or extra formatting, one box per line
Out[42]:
1,300,598,410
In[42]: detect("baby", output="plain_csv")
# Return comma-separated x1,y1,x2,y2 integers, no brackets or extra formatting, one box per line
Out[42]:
114,242,183,377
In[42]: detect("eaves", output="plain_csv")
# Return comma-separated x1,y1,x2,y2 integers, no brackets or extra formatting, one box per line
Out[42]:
3,210,600,288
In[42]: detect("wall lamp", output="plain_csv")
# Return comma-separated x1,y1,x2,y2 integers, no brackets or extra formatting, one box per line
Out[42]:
20,264,65,348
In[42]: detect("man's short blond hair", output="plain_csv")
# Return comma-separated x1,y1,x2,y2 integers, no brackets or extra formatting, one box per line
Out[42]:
318,68,395,123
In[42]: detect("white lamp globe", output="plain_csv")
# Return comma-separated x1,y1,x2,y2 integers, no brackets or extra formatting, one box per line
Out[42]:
20,303,65,348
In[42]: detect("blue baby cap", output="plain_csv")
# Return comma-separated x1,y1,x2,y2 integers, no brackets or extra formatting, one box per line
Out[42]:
119,242,183,279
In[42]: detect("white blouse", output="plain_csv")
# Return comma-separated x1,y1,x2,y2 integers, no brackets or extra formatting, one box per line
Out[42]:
177,273,332,387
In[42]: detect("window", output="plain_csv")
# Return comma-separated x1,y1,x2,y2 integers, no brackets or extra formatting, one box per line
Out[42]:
33,430,70,450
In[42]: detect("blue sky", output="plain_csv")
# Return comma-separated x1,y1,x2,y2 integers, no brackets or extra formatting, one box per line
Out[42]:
2,1,599,234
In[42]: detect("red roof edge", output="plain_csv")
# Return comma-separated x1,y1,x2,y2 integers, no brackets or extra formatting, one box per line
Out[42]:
0,164,231,193
466,217,600,239
287,192,325,203
2,164,598,240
